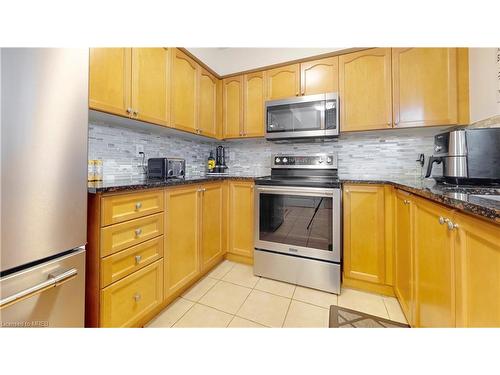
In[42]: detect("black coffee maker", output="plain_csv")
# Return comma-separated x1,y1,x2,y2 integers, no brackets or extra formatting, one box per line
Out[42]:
214,145,228,174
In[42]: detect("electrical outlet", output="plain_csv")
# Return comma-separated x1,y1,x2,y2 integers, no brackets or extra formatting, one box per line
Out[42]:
135,144,144,157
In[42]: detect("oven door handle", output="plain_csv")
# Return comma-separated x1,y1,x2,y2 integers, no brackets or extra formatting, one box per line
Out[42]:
255,185,335,197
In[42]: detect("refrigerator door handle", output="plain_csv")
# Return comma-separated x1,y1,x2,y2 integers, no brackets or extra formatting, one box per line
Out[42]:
0,268,78,310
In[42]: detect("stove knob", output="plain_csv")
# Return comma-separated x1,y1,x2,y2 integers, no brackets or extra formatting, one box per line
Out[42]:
318,158,323,164
327,157,332,164
275,157,281,163
283,158,288,163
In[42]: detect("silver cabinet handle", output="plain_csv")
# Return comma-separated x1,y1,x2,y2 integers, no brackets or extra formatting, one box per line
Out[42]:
126,108,132,114
133,293,141,302
0,268,77,309
445,219,459,231
133,109,139,116
135,255,142,265
135,228,142,236
439,216,446,225
135,202,142,210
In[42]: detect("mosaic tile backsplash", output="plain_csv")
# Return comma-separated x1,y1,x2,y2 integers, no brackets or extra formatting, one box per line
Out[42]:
89,122,445,181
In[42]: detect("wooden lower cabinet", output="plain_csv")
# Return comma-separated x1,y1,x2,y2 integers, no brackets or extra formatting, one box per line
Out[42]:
227,181,254,262
343,184,389,289
454,212,500,327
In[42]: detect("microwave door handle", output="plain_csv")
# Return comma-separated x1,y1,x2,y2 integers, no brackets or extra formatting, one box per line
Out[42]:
320,102,326,130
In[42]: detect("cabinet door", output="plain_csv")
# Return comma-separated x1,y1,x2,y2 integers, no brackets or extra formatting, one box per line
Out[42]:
243,72,265,137
265,64,300,100
339,48,392,132
198,68,218,138
171,49,198,133
164,186,200,298
392,48,458,128
89,48,131,116
300,56,339,96
455,213,500,327
343,184,386,284
200,183,224,272
413,197,455,327
222,76,243,138
228,181,254,258
394,190,414,324
131,48,169,126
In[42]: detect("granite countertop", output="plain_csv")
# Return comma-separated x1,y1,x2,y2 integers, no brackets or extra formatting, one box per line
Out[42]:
341,177,500,223
88,175,500,223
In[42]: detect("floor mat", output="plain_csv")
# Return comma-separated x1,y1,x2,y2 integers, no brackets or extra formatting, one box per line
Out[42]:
329,305,410,328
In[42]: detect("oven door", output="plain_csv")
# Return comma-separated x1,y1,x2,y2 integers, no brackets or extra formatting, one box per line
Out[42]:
254,185,341,262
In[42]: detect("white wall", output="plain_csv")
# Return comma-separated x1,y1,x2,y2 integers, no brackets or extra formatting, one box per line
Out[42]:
469,48,500,123
187,48,346,76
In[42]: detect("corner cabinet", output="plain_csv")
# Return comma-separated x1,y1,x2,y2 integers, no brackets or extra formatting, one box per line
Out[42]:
227,181,255,263
222,76,243,138
392,48,458,128
339,48,392,132
265,64,300,100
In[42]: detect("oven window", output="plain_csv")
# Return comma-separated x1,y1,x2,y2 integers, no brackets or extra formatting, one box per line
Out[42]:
267,101,324,133
259,193,333,251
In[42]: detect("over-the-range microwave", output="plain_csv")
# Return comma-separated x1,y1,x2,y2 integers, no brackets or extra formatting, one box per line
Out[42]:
265,92,339,140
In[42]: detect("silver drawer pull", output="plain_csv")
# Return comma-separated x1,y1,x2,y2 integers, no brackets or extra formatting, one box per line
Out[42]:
135,202,142,210
0,268,77,309
135,255,142,265
135,228,142,237
133,293,141,302
438,216,445,225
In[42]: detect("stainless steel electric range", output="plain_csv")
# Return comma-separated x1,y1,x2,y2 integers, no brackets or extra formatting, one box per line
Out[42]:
254,154,341,294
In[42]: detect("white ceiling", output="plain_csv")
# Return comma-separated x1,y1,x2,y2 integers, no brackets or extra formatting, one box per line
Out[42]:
186,48,347,76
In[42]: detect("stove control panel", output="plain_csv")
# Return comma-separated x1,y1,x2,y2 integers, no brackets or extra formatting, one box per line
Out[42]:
272,154,337,169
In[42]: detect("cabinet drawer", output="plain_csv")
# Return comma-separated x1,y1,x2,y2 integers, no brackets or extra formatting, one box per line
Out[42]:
101,190,164,226
100,213,164,257
100,260,163,327
101,236,164,288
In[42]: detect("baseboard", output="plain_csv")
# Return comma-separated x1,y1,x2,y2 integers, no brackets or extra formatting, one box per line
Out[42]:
225,253,253,265
342,276,395,297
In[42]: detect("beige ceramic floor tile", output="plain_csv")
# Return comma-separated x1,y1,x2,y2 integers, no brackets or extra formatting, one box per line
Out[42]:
199,280,252,314
383,296,408,324
283,300,329,328
222,263,260,288
145,298,194,328
236,290,291,327
255,277,296,298
293,286,338,308
207,260,235,280
173,303,232,328
227,316,266,328
337,288,389,319
181,276,219,302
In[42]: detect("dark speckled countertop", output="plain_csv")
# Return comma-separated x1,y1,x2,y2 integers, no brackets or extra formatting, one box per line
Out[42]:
88,175,500,223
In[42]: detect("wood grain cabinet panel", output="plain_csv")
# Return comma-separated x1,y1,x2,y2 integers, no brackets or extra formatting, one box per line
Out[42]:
339,48,392,132
243,72,265,137
101,190,164,226
223,76,243,138
394,190,414,324
89,48,131,116
228,181,254,259
454,213,500,327
265,64,300,100
198,68,218,138
164,186,200,298
171,49,198,133
100,260,163,328
131,48,170,125
392,48,458,128
200,183,224,272
300,56,339,96
413,197,455,327
343,184,386,284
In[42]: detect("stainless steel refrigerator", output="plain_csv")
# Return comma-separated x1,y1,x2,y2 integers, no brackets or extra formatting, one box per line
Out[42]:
0,48,88,327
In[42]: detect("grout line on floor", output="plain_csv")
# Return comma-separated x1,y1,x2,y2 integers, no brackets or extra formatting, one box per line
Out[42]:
169,297,197,328
281,296,293,328
382,297,391,320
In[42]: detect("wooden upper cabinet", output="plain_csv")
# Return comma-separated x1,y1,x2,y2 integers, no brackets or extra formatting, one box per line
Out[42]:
222,76,243,138
343,184,386,284
392,48,458,128
200,183,224,272
265,64,300,100
131,48,170,126
455,213,500,327
394,190,414,325
243,72,265,137
171,49,198,133
89,48,131,116
198,68,218,138
300,56,339,96
339,48,392,132
413,197,455,327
